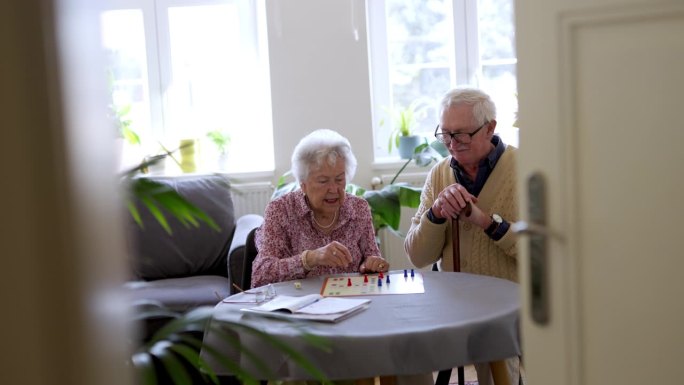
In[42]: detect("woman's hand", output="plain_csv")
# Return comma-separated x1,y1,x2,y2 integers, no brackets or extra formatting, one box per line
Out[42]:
360,256,388,273
308,241,353,268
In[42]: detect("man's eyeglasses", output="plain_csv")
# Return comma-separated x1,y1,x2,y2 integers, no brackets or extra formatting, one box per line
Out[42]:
434,122,489,145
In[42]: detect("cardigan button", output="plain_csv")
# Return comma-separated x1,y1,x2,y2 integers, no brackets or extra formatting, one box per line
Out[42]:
463,223,472,231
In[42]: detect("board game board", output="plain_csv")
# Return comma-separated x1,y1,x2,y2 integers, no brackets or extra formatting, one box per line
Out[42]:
320,270,424,296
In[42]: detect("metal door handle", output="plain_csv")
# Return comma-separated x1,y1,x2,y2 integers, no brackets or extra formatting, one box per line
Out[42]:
511,220,564,241
518,173,552,325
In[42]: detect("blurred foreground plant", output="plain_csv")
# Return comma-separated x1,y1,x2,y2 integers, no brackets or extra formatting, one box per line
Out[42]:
131,304,332,385
121,145,220,235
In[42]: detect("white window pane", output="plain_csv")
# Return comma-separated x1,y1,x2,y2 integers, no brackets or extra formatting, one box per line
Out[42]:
478,0,518,146
100,9,152,167
369,0,519,160
166,3,273,174
374,0,454,160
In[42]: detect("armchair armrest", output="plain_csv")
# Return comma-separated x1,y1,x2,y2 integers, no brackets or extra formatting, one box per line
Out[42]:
227,214,264,293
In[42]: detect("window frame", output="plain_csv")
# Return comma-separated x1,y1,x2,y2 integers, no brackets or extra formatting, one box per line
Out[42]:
102,0,274,175
367,0,517,163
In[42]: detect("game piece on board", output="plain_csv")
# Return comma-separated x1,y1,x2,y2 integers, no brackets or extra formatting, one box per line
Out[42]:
347,278,352,286
379,271,384,279
364,275,368,283
410,269,415,277
404,269,408,277
294,281,302,289
386,275,390,284
377,278,382,287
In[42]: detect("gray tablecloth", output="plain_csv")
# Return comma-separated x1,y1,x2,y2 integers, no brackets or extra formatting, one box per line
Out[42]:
201,271,520,380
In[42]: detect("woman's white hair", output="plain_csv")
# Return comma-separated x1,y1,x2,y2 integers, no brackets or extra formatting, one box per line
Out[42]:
291,129,357,183
440,87,497,126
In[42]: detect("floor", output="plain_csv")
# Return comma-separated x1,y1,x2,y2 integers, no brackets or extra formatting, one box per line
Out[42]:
434,365,478,384
370,366,479,385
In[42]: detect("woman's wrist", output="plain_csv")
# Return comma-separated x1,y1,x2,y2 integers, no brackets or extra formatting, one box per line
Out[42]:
301,250,313,271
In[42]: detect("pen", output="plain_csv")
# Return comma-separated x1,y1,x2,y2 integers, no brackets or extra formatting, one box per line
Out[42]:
232,283,244,293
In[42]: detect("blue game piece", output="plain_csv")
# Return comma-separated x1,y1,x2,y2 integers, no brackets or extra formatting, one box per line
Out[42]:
404,269,408,277
386,275,390,284
410,269,415,277
377,278,382,287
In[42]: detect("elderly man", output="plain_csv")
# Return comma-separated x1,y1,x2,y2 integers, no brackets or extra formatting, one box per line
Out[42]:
405,87,521,384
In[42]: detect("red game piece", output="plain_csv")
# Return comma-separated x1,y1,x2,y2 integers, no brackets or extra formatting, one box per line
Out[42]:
347,278,352,286
364,275,368,283
378,271,384,279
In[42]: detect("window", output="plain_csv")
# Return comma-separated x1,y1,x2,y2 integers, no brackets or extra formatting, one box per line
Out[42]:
101,0,273,174
367,0,518,162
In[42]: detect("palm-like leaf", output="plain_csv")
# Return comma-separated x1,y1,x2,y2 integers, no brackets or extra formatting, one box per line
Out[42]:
362,183,422,235
120,142,219,235
128,178,220,235
132,305,333,385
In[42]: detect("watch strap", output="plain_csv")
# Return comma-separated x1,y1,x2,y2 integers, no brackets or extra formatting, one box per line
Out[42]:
485,220,499,235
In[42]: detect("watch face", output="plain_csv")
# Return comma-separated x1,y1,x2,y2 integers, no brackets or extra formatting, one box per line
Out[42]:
492,214,503,224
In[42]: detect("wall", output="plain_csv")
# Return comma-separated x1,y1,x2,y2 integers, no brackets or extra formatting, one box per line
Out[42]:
266,0,377,187
264,0,425,265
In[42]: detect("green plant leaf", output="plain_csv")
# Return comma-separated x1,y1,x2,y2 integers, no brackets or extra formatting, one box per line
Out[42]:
271,171,299,200
430,140,449,157
131,352,158,385
189,330,261,385
345,183,366,196
151,341,193,385
206,130,231,153
364,183,422,232
133,306,332,385
168,343,218,385
234,322,332,384
129,178,221,235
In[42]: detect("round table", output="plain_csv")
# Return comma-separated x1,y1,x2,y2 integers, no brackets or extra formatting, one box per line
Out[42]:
201,271,520,381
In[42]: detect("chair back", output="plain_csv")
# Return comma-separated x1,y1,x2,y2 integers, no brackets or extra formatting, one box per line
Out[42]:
241,226,259,290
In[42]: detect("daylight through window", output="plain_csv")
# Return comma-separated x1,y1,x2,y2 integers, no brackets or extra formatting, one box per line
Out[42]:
368,0,518,162
101,0,273,174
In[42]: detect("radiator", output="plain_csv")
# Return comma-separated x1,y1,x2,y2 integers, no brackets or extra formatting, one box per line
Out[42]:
377,171,427,187
230,182,274,218
375,172,431,271
228,175,431,271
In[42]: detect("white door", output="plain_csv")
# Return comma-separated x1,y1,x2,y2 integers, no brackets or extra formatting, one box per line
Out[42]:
516,1,684,384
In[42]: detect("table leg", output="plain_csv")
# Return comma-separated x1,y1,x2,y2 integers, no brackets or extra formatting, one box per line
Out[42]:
489,360,511,385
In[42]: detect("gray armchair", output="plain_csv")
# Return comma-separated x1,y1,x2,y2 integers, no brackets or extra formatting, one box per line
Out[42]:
122,174,263,316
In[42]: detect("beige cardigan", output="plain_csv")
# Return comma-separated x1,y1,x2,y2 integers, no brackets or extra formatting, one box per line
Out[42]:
404,146,519,282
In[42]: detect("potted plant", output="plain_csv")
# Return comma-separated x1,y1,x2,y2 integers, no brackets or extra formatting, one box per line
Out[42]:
383,99,432,159
206,129,231,170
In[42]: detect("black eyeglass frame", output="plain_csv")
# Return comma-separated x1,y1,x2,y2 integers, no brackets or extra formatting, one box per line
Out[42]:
433,121,489,145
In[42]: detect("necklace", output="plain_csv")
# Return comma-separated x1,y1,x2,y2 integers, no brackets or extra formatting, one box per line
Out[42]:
312,209,338,229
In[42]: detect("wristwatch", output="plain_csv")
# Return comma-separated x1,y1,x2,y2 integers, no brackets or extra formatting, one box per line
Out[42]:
485,213,503,236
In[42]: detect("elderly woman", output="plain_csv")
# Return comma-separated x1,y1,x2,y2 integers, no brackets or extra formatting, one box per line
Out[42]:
251,129,388,288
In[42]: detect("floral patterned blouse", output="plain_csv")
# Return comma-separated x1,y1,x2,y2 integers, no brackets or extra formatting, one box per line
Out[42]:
250,189,381,288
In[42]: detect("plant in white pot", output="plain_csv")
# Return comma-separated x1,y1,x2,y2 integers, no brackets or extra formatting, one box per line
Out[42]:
206,129,231,171
384,99,432,159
